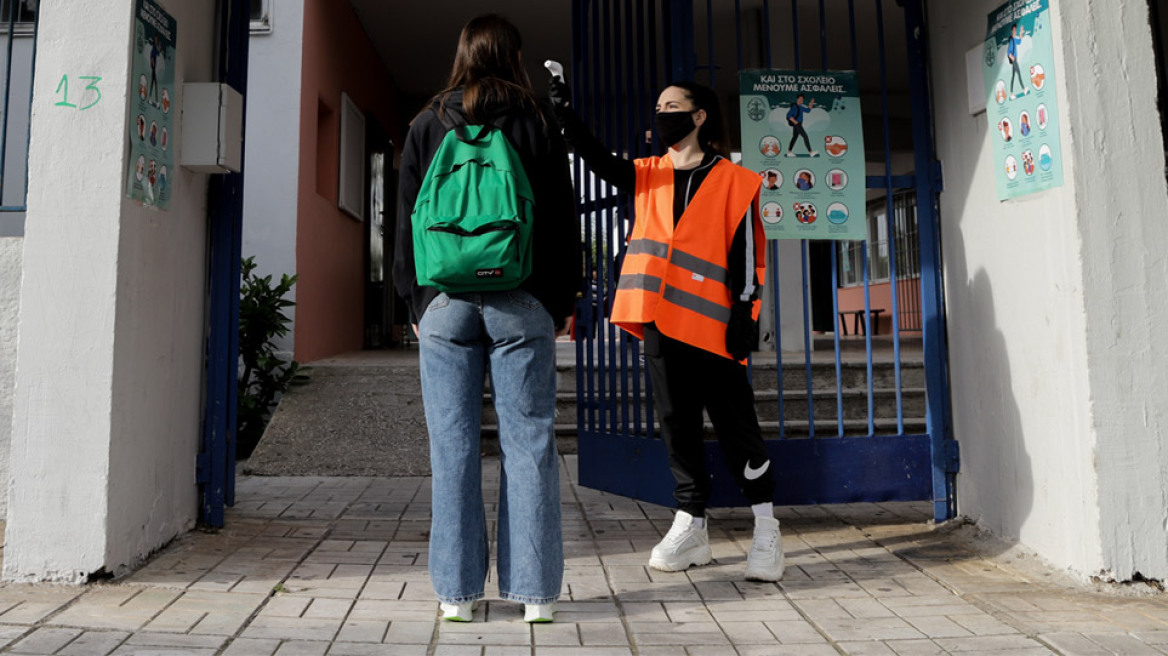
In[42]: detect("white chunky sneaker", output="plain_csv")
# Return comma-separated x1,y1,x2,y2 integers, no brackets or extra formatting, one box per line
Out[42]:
524,602,556,623
439,600,477,622
649,510,713,572
745,516,784,582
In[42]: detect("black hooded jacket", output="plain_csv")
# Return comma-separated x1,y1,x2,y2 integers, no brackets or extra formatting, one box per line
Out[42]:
393,89,582,326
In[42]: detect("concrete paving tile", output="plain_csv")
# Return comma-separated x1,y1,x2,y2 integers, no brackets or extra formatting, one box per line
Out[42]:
263,595,313,617
764,619,831,644
123,632,229,649
431,647,483,656
221,638,281,656
903,615,975,639
1134,630,1168,644
357,582,405,600
879,595,976,617
334,620,388,643
482,647,533,656
816,616,928,642
577,621,628,646
0,589,84,625
349,599,436,622
0,625,30,650
947,612,1020,636
304,598,355,619
8,627,84,654
531,622,582,646
327,643,427,655
525,644,630,648
662,602,713,623
618,602,668,624
717,620,777,644
736,644,840,655
1036,632,1114,655
147,590,268,635
240,616,344,641
780,579,870,599
1073,632,1165,655
836,641,900,655
381,620,436,644
837,597,897,619
934,634,1054,652
49,588,183,631
275,641,330,656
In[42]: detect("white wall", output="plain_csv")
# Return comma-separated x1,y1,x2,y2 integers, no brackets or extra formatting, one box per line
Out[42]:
6,0,216,582
0,238,20,519
927,0,1168,580
242,0,304,355
1057,1,1168,581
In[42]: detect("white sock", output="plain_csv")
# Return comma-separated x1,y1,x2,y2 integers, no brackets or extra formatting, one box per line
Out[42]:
691,516,706,529
751,502,775,520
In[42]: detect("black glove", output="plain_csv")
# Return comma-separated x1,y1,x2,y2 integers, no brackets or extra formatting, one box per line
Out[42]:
549,77,572,111
726,301,758,361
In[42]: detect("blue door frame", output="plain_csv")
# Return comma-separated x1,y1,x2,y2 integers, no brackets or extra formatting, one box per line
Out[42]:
572,0,956,521
198,0,251,527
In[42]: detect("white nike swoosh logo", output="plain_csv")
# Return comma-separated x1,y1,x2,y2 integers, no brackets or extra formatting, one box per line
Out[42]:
744,459,770,481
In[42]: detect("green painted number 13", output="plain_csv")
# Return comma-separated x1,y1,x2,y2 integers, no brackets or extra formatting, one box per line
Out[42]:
55,74,102,110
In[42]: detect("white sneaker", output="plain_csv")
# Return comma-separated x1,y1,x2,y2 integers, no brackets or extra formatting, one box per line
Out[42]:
524,602,556,623
745,516,784,581
649,510,712,572
809,150,820,157
440,600,477,621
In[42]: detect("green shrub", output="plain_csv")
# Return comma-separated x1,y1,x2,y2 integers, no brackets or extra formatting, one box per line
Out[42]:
237,256,299,458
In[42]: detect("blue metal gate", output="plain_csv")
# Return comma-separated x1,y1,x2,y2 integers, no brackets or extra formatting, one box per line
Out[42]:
572,0,957,521
198,0,251,527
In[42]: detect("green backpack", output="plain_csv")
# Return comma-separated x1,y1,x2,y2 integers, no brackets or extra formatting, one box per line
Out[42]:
412,116,535,292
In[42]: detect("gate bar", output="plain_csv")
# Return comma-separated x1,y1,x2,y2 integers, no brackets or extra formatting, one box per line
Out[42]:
903,0,956,520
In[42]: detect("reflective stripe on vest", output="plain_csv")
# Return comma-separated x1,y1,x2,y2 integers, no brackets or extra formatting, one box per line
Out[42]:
610,155,764,359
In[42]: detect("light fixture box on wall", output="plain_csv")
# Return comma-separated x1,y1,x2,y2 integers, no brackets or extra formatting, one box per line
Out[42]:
181,83,243,174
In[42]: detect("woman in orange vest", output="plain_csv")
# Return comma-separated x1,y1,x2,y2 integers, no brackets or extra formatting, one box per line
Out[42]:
550,78,783,582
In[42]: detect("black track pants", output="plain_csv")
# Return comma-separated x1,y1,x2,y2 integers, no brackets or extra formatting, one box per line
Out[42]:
643,324,775,517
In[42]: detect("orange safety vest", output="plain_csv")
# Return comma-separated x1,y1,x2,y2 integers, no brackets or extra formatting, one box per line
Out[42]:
610,154,766,360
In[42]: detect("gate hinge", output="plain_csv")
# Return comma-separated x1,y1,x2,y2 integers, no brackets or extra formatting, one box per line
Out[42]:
944,439,960,473
930,160,944,193
196,452,210,484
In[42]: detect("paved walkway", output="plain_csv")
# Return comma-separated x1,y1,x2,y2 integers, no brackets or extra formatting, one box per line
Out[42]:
0,457,1166,654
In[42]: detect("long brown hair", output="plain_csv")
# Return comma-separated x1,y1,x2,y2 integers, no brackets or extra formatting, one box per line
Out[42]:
435,14,539,123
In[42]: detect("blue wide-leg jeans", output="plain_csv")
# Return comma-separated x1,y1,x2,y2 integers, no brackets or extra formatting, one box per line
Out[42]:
417,290,563,605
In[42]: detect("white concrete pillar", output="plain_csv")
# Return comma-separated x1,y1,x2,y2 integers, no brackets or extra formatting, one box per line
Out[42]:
1055,0,1168,582
6,0,216,582
926,0,1168,581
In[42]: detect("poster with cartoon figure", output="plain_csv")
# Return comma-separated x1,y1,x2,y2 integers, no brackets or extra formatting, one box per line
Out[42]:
739,70,866,241
983,0,1063,201
125,0,176,209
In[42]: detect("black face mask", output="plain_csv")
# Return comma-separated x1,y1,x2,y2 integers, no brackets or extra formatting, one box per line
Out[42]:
655,111,698,148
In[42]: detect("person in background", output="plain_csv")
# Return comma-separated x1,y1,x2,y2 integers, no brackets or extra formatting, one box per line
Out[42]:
394,14,581,624
549,75,784,582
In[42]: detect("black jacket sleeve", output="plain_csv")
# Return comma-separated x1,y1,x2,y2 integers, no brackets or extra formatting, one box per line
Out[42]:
393,110,444,323
553,105,636,194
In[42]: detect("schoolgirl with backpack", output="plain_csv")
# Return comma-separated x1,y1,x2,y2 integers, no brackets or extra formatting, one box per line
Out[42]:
392,14,581,624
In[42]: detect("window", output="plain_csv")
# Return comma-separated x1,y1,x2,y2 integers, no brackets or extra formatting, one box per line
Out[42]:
250,0,272,34
837,192,920,287
0,0,36,35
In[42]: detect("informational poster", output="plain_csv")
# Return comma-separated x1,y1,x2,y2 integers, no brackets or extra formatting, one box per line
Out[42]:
125,0,176,209
739,70,867,241
983,0,1063,200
